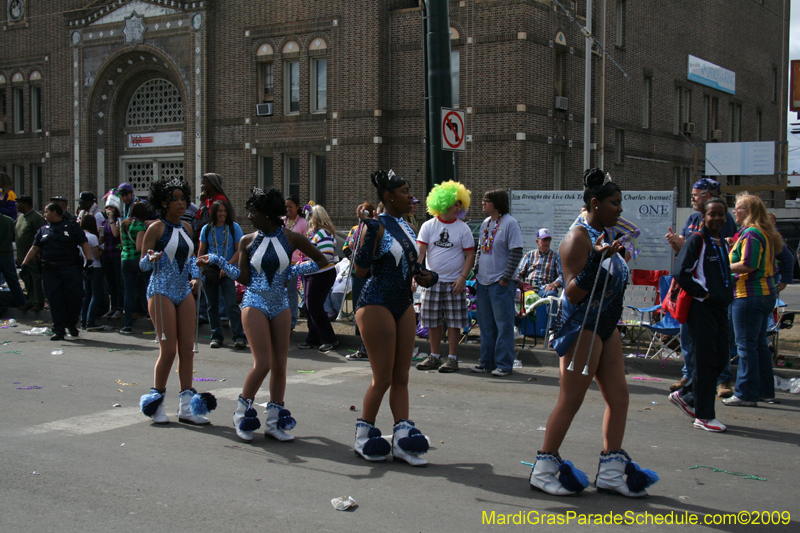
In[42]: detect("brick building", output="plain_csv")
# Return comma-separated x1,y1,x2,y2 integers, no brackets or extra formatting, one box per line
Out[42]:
0,0,790,226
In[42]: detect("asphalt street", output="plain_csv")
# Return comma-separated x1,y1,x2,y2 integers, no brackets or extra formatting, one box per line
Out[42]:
1,313,799,532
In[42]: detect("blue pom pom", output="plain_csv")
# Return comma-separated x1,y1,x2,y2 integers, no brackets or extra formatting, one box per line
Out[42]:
362,427,390,456
239,406,262,432
625,461,660,492
558,460,590,493
139,389,164,417
397,428,430,454
277,408,296,430
189,392,217,415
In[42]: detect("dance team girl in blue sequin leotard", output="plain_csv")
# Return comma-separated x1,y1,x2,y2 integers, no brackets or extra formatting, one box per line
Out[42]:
138,178,217,427
200,188,327,443
529,169,659,498
350,170,433,466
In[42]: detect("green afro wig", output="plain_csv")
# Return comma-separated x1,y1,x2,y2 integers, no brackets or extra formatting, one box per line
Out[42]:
426,181,471,216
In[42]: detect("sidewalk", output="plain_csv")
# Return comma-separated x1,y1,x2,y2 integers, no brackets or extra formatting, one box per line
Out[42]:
5,306,799,380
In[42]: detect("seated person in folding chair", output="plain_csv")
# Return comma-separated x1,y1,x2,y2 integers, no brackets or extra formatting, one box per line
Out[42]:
665,178,737,397
414,181,475,373
517,228,563,299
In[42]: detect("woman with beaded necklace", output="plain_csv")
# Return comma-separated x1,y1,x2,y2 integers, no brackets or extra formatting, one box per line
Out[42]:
200,188,327,442
138,178,217,426
529,169,659,498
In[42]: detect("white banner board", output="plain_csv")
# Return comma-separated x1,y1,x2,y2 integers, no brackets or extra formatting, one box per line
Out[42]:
705,142,775,176
127,131,183,148
509,191,675,272
687,55,736,95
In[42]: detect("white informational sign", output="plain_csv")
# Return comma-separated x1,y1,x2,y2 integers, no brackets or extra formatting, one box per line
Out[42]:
687,55,736,95
705,141,775,176
509,191,675,272
441,108,465,151
127,131,183,148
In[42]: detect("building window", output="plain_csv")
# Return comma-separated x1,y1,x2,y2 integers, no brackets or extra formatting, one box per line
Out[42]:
311,58,327,113
729,103,742,142
126,79,184,126
13,164,23,195
310,154,327,206
757,110,762,141
260,63,274,103
702,95,710,140
615,0,626,47
674,167,692,207
31,86,42,132
772,67,778,103
0,88,6,122
642,76,651,129
13,87,24,132
553,152,563,190
259,156,274,190
614,129,624,164
674,87,690,135
284,154,300,198
554,51,564,97
285,61,300,115
33,164,43,210
450,50,460,107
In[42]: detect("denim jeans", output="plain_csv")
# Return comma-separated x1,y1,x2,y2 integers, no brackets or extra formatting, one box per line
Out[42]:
121,259,146,328
82,267,105,327
476,280,517,372
0,256,27,308
680,322,693,380
537,287,558,299
205,276,245,343
731,294,777,402
101,255,123,311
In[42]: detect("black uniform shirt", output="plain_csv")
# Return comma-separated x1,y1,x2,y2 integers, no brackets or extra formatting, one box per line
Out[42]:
33,219,88,262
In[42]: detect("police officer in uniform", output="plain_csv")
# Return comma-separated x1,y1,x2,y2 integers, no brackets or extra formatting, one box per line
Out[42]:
21,202,93,340
50,195,76,223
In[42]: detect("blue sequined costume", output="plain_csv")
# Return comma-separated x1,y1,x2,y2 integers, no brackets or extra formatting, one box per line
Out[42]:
551,220,628,357
140,219,201,305
355,216,417,320
242,229,320,320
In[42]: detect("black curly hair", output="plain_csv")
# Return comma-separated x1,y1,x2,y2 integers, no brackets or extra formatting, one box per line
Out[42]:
246,187,285,227
370,170,407,204
149,178,192,217
583,168,621,208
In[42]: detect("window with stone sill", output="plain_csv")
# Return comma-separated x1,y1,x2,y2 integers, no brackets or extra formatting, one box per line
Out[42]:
310,58,327,113
285,60,300,115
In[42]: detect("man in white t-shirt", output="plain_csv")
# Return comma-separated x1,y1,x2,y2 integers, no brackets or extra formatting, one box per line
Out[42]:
415,181,475,373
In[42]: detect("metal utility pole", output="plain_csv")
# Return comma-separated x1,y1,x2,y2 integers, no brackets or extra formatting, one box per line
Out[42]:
597,0,606,170
583,0,593,171
422,0,455,192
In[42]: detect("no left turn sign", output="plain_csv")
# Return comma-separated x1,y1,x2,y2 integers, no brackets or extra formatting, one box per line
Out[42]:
441,108,465,152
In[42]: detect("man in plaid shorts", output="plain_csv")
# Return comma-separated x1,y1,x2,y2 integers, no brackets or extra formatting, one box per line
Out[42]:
415,181,475,373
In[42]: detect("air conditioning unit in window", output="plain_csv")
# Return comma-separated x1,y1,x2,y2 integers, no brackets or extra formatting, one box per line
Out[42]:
256,103,273,116
681,122,695,135
711,129,723,141
555,96,569,111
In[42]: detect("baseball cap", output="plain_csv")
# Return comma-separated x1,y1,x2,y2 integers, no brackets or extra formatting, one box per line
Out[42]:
118,182,134,193
537,228,552,239
50,195,68,203
79,191,97,203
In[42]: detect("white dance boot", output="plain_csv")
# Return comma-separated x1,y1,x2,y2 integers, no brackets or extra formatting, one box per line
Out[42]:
177,388,211,425
595,450,659,498
354,419,391,462
529,452,589,495
140,388,169,424
264,401,295,442
391,420,429,467
233,396,260,442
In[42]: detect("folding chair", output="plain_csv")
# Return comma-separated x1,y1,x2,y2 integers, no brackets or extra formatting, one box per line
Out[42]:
767,297,794,365
619,284,657,346
629,275,682,360
519,295,560,350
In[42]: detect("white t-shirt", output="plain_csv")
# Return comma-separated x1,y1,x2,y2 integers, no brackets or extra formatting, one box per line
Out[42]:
417,217,475,283
79,232,100,268
476,214,523,285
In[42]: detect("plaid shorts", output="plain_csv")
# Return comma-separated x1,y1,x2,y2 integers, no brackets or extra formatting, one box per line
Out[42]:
419,280,470,329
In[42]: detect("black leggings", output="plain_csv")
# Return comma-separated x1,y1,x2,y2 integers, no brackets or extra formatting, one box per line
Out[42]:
684,300,729,420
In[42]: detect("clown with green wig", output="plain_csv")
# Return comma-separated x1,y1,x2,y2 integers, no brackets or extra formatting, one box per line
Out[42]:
414,181,476,374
